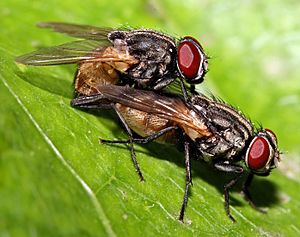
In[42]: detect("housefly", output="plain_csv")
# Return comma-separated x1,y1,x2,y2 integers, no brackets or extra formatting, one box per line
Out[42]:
71,84,280,222
16,22,208,99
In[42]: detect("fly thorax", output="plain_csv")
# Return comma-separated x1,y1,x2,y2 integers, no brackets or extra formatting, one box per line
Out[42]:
123,31,176,80
223,129,246,151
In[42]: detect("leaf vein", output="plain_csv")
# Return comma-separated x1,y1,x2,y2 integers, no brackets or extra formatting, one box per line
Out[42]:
1,76,117,237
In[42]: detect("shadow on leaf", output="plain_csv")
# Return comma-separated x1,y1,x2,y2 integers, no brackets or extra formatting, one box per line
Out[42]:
15,66,75,99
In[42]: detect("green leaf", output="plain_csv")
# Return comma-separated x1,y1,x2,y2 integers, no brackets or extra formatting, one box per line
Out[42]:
1,0,300,236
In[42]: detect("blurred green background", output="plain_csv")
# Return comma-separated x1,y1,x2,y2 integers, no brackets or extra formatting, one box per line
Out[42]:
0,0,299,236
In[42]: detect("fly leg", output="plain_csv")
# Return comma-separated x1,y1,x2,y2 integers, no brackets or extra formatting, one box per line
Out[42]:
102,128,192,222
190,84,199,95
110,104,145,181
100,126,179,182
153,77,190,102
179,78,189,102
214,162,244,222
241,173,266,213
152,77,175,91
100,126,178,144
179,139,192,222
72,95,144,181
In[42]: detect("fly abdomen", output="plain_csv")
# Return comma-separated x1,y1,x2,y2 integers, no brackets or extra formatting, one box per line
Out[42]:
115,103,177,144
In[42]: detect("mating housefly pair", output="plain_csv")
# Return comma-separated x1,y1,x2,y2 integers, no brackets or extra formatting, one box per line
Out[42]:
16,22,280,222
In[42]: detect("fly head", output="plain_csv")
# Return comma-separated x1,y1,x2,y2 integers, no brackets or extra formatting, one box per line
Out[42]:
245,128,280,176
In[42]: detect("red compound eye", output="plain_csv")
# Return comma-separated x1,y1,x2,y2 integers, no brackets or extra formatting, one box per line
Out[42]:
177,36,204,80
246,136,271,170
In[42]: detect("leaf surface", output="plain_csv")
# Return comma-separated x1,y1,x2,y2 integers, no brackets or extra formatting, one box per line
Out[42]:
1,0,300,236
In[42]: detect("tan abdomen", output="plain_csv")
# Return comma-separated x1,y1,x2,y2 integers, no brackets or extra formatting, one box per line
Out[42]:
75,62,120,95
115,104,177,144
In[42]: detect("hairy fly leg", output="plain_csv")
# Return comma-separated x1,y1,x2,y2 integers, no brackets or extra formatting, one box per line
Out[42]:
100,126,178,144
152,76,190,102
102,128,194,222
152,77,176,91
189,84,199,95
112,104,145,181
241,173,267,213
214,162,244,222
71,94,145,181
100,126,179,181
179,138,193,222
178,78,189,102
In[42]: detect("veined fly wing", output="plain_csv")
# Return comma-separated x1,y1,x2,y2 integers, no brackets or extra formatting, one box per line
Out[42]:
37,22,113,41
72,85,212,139
15,40,112,66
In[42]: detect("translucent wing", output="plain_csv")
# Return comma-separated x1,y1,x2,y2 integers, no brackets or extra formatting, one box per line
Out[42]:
16,40,112,66
72,85,211,137
38,22,114,40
